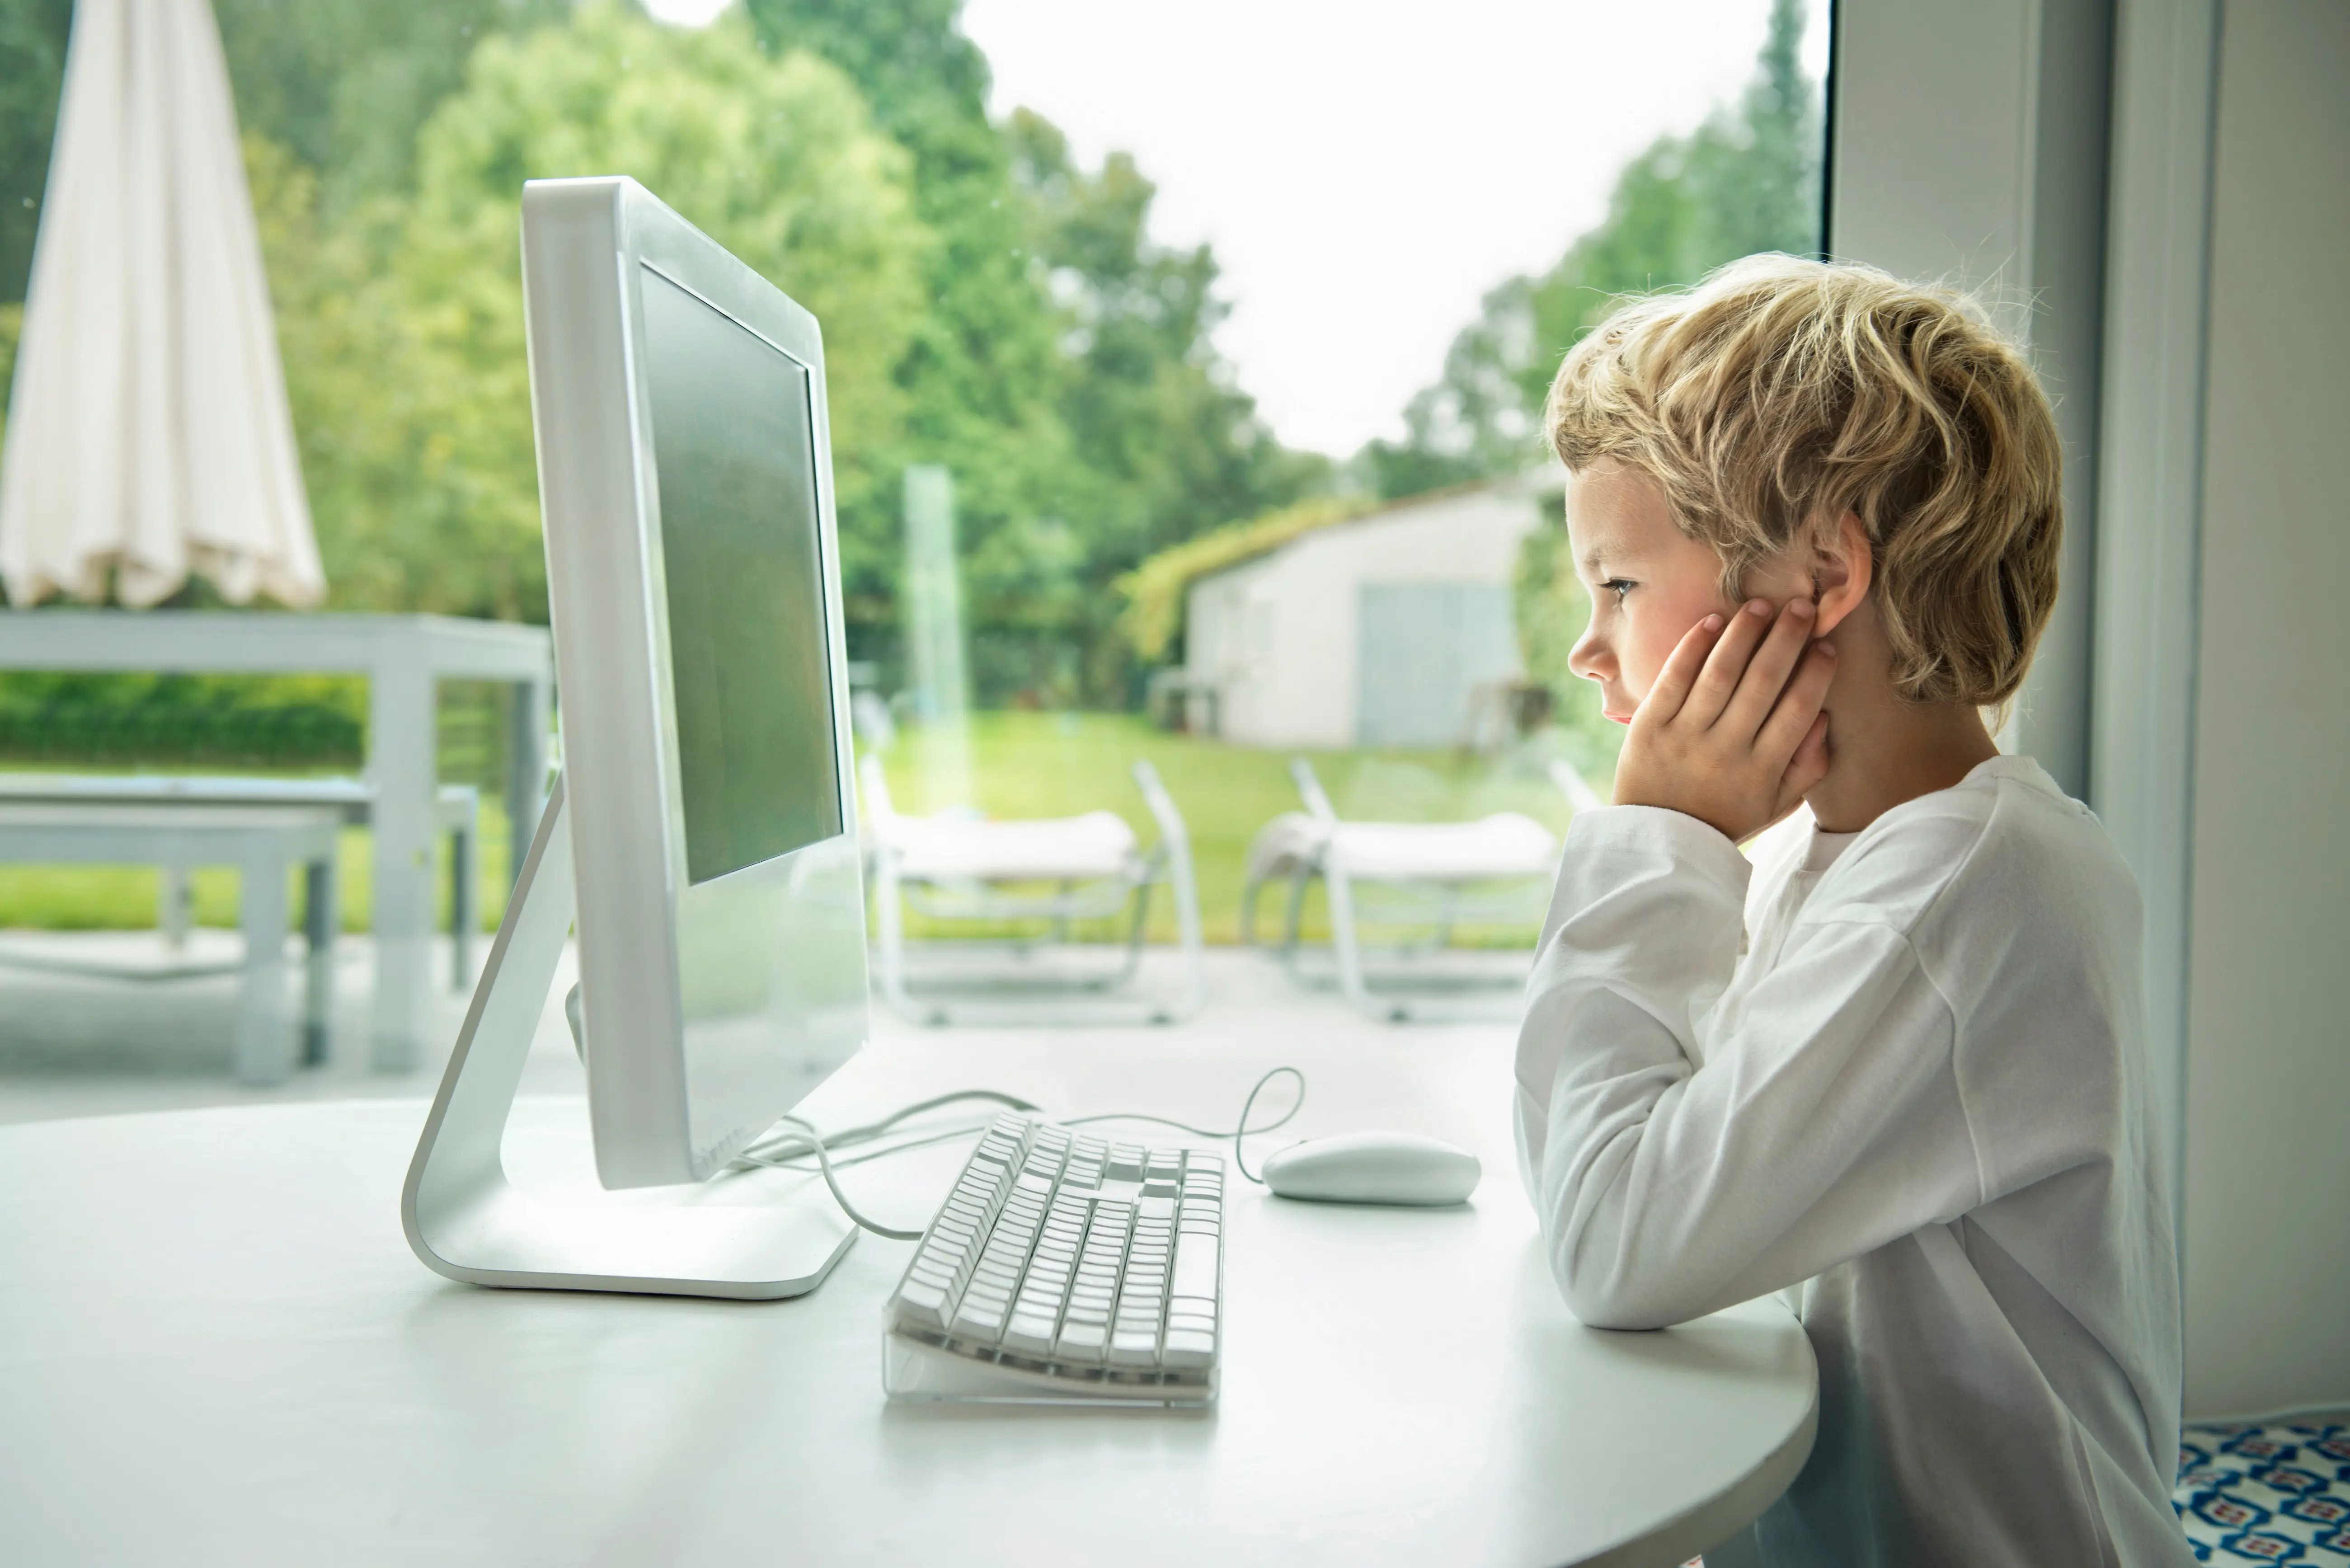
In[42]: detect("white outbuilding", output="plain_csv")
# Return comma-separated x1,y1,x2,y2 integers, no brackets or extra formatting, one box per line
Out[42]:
1176,471,1553,748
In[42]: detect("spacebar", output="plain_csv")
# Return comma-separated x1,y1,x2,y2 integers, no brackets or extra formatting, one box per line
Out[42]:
1171,1231,1217,1301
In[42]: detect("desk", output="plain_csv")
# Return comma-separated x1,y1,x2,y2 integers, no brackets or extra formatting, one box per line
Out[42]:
0,611,552,1067
0,1033,1816,1566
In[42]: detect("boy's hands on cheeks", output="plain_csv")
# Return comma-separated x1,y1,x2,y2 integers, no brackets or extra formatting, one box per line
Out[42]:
1611,597,1837,842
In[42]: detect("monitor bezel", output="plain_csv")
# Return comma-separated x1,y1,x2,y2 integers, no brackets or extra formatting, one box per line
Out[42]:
521,175,870,1189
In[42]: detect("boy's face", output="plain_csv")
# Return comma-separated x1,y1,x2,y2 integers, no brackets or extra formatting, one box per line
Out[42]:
1564,459,1745,723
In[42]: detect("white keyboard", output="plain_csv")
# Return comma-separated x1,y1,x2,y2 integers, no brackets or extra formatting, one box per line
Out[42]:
882,1113,1226,1405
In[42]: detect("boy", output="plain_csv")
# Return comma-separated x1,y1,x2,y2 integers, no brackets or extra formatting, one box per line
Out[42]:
1516,257,2190,1566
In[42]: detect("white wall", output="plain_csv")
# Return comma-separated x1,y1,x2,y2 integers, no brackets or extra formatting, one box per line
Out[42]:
2179,0,2350,1418
1184,484,1541,748
1829,0,2113,799
1835,0,2350,1416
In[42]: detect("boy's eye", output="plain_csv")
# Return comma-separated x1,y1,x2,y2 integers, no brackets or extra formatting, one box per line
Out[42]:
1601,578,1633,604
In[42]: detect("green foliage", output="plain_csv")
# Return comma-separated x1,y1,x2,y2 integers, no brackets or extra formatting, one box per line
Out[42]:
210,0,578,213
1001,111,1327,697
3,0,1320,714
250,6,930,623
0,670,365,769
0,0,69,306
0,0,574,309
0,298,18,447
747,0,1325,705
1362,0,1823,497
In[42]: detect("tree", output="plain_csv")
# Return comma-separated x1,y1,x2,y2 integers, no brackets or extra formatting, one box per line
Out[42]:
0,0,70,308
252,5,930,622
8,0,1320,710
1359,0,1823,747
0,0,583,310
744,0,1074,669
210,0,579,213
745,0,1323,705
1363,0,1823,498
1001,111,1323,698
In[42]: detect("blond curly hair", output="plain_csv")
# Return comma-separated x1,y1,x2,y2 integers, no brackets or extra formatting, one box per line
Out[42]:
1544,254,2062,708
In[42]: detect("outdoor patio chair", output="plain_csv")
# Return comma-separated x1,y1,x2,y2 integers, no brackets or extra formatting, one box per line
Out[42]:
1239,757,1588,1022
859,754,1204,1026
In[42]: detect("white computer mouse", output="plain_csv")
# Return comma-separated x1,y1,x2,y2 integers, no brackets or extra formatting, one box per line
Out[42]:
1260,1131,1481,1206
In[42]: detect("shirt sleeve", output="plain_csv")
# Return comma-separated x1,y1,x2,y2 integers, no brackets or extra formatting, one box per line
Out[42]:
1515,807,1985,1330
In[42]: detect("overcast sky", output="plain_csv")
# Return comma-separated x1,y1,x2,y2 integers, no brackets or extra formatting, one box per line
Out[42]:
646,0,1832,457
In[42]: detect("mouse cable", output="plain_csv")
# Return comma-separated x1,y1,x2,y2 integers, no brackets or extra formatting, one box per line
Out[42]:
1056,1065,1305,1185
730,1067,1307,1240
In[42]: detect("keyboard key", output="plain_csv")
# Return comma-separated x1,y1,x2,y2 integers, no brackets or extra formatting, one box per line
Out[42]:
893,1281,949,1330
1162,1329,1215,1369
1002,1314,1057,1355
1109,1329,1159,1368
951,1304,1005,1343
1172,1233,1217,1300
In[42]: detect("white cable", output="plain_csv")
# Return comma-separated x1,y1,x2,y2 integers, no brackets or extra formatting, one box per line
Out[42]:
737,1089,1037,1166
731,1068,1309,1239
1060,1066,1305,1184
761,1114,927,1241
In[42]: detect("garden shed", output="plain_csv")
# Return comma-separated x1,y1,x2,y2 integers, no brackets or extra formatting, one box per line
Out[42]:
1179,472,1552,748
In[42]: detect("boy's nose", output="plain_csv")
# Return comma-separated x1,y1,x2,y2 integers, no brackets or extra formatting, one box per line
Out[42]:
1569,623,1612,685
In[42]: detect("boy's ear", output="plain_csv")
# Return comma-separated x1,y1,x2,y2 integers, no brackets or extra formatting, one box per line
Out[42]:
1810,510,1873,636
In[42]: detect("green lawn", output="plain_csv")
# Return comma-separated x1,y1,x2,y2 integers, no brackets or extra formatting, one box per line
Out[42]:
0,714,1616,945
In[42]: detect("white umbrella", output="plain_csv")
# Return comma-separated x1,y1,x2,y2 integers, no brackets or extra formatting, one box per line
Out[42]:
0,0,323,609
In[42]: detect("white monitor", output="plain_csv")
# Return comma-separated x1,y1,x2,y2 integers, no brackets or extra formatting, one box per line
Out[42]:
523,176,870,1190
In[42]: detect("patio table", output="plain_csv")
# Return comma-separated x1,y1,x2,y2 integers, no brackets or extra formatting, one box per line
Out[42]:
0,610,552,1069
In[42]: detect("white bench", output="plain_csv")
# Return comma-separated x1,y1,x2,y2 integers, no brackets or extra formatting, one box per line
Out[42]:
0,803,343,1083
0,776,483,985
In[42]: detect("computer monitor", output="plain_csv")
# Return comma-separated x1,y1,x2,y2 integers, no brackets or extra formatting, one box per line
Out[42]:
401,176,869,1300
524,175,870,1190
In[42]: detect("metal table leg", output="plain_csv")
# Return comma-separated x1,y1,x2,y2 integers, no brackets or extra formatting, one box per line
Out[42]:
367,658,436,1072
237,848,293,1085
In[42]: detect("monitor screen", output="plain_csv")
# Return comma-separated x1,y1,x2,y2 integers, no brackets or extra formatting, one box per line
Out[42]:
641,264,844,885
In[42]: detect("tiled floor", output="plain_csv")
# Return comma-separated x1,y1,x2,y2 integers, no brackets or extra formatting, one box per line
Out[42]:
2180,1420,2350,1563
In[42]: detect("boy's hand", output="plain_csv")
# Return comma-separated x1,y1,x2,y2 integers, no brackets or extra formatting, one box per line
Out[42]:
1612,598,1837,841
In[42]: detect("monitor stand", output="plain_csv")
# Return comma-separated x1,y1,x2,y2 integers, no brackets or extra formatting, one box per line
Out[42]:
401,774,857,1299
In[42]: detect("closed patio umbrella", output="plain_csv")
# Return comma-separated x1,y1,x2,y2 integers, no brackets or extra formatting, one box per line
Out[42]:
0,0,323,608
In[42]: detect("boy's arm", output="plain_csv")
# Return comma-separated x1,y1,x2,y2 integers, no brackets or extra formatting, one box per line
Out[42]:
1516,807,1982,1330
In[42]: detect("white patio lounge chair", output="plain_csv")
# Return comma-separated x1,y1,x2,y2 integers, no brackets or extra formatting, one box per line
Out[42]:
1239,758,1579,1022
860,754,1204,1026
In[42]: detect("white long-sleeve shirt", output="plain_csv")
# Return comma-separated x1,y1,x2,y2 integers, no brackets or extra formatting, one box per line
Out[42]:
1515,756,2190,1566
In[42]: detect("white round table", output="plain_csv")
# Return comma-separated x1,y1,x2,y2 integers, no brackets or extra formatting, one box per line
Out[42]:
0,1034,1815,1566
